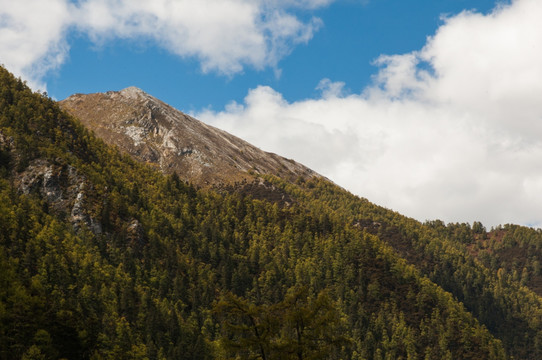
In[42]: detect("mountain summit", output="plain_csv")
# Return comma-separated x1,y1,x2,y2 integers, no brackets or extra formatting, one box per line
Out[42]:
60,87,318,186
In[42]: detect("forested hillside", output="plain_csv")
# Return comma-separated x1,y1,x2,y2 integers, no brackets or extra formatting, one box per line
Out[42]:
443,222,542,296
274,178,542,359
0,66,539,359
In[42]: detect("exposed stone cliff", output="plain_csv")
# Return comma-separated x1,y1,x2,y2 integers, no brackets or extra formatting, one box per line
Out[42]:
60,87,319,186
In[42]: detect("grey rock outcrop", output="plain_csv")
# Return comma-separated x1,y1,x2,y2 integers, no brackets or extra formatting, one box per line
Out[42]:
16,159,102,234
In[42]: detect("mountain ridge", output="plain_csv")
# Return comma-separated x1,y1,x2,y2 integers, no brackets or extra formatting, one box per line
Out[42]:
60,87,320,187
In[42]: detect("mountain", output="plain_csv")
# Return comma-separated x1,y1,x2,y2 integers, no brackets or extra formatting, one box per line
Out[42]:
2,65,542,359
58,88,542,358
59,87,317,187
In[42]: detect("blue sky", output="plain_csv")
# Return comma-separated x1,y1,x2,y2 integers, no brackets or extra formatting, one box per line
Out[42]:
41,0,498,110
6,0,542,228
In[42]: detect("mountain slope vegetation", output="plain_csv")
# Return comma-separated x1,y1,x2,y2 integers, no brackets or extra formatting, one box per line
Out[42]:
278,178,542,359
0,66,539,359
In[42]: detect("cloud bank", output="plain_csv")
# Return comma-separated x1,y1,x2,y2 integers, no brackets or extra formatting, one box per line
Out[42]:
0,0,329,88
198,0,542,227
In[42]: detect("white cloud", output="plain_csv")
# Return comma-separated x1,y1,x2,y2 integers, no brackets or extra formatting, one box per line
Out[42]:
0,0,71,88
198,0,542,227
0,0,329,88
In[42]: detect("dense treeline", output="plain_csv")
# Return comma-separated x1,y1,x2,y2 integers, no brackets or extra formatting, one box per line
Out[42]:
0,66,524,359
268,176,542,359
442,222,542,296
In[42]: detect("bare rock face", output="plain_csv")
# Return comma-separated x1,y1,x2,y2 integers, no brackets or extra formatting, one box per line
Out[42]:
126,219,145,249
1,128,102,234
59,87,319,186
0,130,12,149
16,159,102,234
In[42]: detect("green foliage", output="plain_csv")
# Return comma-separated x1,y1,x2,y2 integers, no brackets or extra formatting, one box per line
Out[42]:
214,286,349,359
274,175,542,359
0,65,520,359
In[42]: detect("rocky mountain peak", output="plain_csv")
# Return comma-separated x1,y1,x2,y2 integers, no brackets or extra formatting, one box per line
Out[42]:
119,86,147,99
60,88,319,187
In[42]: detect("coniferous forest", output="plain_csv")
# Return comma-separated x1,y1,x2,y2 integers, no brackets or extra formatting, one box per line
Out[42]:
1,66,542,359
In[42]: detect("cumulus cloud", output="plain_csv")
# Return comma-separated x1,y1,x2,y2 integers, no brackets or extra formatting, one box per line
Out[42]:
0,0,328,87
0,0,71,88
198,0,542,227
